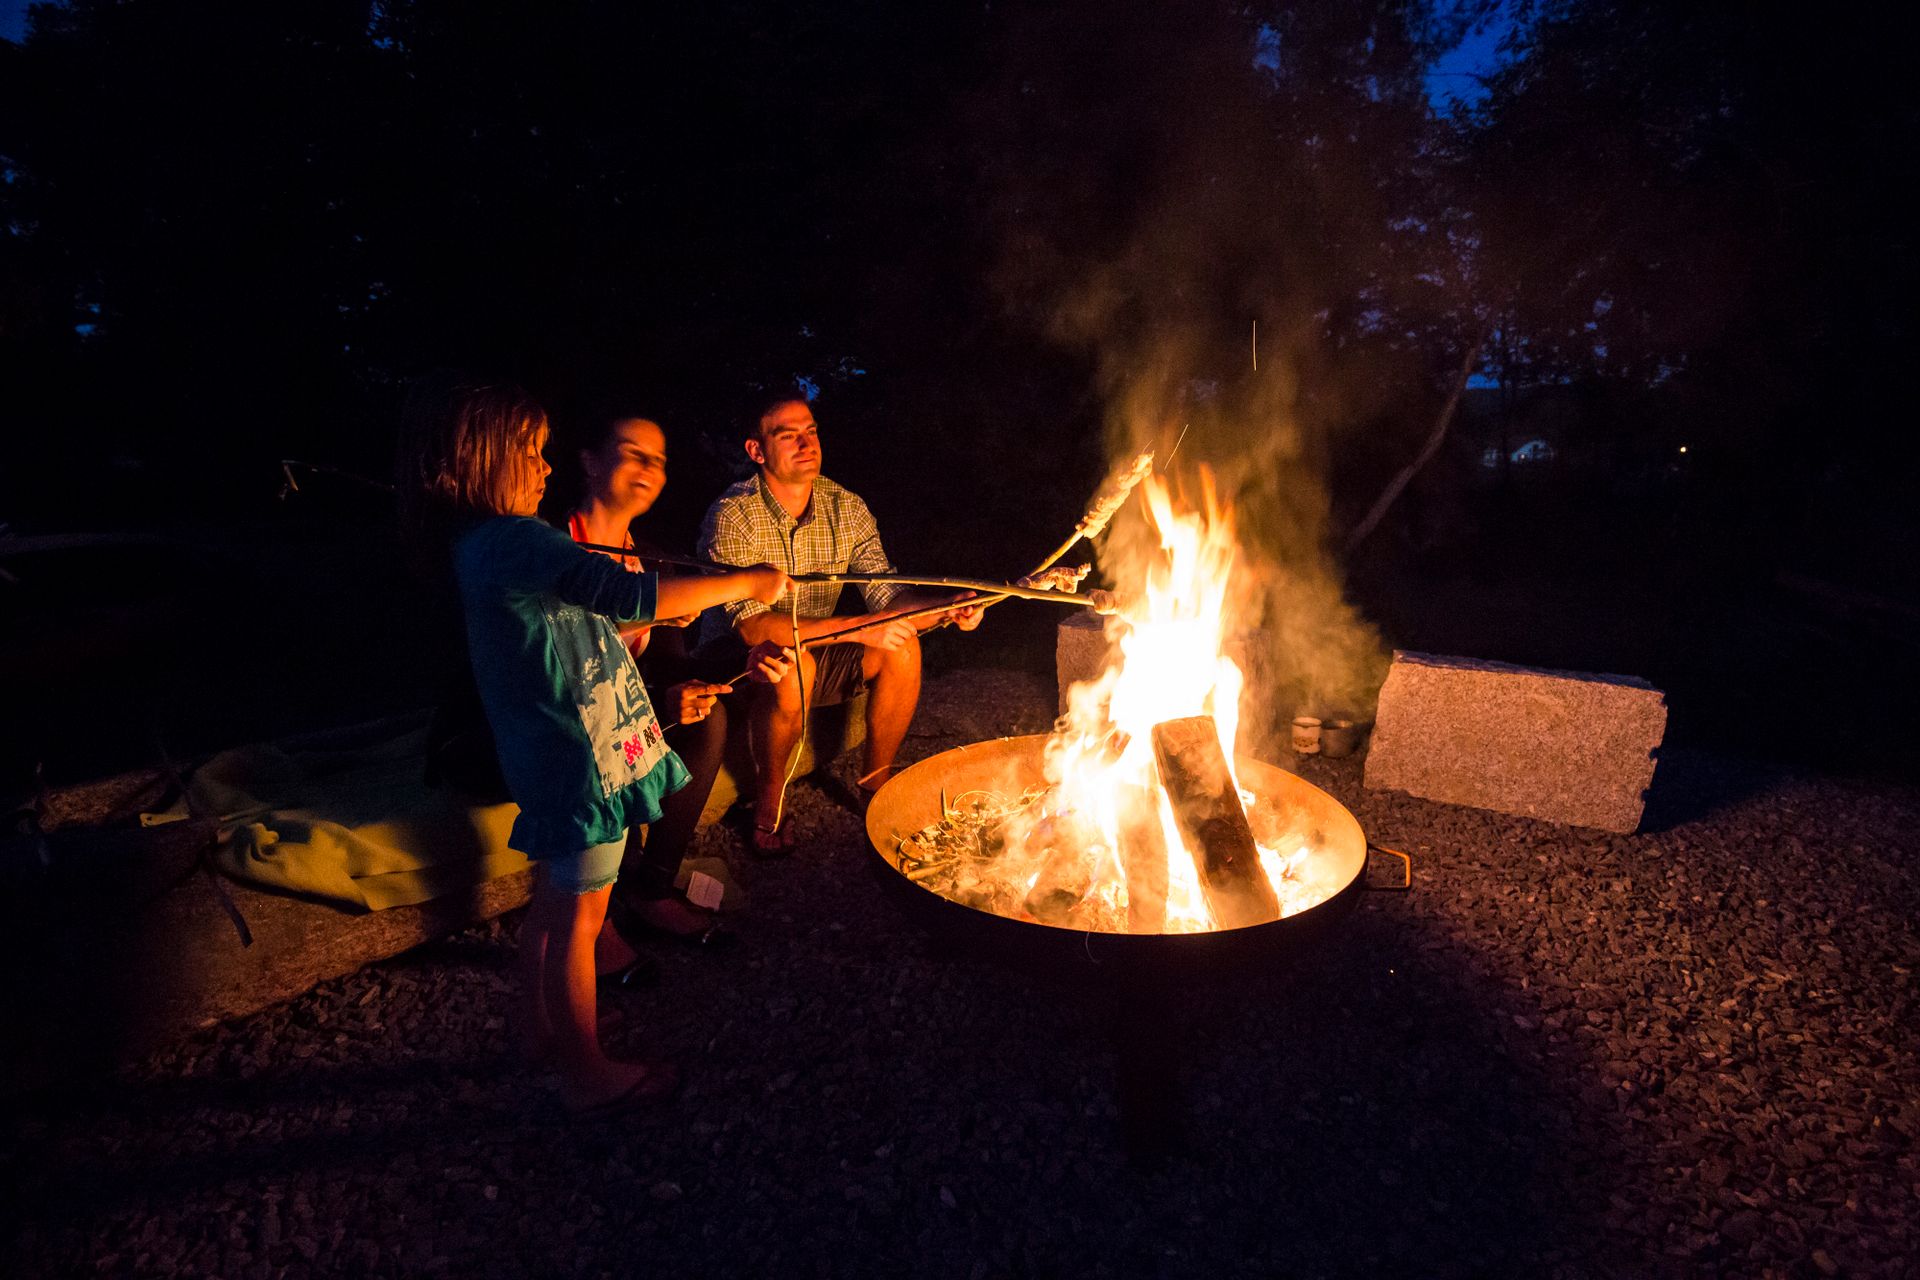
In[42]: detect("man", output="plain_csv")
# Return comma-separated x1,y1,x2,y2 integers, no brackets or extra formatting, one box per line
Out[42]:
697,393,981,855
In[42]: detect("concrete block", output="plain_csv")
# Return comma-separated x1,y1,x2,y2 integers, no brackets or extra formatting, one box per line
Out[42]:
1055,612,1116,715
1363,650,1666,833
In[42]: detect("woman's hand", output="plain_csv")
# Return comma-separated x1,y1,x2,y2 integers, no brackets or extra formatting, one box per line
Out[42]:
744,641,795,685
670,680,729,726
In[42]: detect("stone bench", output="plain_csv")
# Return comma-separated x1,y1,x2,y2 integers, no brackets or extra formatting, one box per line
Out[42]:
1363,650,1666,832
1,694,865,1092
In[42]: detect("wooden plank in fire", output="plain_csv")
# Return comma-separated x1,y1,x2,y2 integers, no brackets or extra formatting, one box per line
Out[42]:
1149,716,1280,929
1116,781,1169,933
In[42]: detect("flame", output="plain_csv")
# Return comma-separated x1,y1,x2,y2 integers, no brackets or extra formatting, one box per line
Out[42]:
998,466,1328,932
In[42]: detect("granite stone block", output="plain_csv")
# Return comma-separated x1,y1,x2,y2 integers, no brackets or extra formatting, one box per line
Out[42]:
1363,650,1666,832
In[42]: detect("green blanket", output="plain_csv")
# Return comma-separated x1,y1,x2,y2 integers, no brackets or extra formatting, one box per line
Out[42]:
186,718,527,913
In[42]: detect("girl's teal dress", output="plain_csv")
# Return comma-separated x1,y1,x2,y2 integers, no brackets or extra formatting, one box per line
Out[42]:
453,516,690,858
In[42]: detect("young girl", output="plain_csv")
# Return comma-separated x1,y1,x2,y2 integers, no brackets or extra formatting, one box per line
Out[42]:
568,412,792,946
398,379,790,1116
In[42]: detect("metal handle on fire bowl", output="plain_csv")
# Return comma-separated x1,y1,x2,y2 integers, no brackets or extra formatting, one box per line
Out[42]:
1363,843,1413,891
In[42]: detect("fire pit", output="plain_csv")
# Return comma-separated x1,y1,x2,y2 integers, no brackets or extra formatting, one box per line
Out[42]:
859,459,1404,1153
865,733,1372,967
865,733,1394,1156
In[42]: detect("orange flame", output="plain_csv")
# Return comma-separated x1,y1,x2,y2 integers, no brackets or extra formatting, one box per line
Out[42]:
1004,466,1324,932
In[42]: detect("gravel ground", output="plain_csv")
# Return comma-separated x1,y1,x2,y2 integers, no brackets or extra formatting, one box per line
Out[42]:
5,668,1917,1279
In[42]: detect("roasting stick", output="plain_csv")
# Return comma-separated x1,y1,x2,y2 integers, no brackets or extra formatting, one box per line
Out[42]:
717,583,1116,686
1027,448,1157,579
570,547,1114,605
782,572,1110,604
704,449,1161,685
713,452,1154,683
569,541,740,574
901,446,1156,637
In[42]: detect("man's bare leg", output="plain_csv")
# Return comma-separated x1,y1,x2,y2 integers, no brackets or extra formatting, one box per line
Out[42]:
751,646,819,830
859,633,921,792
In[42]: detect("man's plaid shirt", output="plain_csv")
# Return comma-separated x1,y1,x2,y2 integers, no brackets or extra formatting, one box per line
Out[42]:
696,473,905,645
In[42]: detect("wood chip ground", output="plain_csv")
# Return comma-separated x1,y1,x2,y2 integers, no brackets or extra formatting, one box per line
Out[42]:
5,669,1916,1278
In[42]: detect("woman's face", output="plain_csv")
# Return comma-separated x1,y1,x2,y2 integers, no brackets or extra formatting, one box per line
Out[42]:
507,420,553,517
581,418,668,516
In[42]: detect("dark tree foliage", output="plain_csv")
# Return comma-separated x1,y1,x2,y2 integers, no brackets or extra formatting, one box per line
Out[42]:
2,0,1913,582
1,0,1495,547
1,0,1009,543
5,0,1918,783
1468,2,1920,590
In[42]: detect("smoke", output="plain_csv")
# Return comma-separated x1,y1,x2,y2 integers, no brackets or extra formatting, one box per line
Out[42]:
1062,303,1391,758
965,2,1478,751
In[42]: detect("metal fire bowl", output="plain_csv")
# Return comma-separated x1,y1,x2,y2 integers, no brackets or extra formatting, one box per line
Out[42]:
865,734,1371,976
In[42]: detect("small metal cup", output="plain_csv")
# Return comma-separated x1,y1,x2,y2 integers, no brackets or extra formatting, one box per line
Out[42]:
1319,718,1365,758
1290,715,1322,755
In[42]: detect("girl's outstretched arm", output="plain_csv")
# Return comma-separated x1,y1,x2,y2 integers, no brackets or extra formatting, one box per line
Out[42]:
459,519,788,622
656,565,791,620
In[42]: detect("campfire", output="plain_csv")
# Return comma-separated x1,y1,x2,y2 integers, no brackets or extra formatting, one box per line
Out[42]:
869,463,1366,936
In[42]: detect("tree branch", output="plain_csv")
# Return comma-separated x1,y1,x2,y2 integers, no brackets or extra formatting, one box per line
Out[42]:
1345,331,1488,555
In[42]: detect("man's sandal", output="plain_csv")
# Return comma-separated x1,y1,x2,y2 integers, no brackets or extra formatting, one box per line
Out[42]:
748,820,793,860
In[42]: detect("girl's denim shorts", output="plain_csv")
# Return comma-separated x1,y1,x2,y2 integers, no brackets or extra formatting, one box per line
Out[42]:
538,836,626,895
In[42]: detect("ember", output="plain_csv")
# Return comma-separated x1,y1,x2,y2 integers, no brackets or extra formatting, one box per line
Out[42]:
879,466,1359,934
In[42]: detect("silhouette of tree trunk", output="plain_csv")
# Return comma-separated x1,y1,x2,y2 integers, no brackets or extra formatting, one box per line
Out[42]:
1346,332,1486,555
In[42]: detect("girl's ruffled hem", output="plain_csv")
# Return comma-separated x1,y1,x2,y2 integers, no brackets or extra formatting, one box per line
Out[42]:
509,752,693,859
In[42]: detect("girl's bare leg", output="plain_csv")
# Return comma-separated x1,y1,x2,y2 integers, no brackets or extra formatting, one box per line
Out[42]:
516,869,556,1063
533,880,650,1109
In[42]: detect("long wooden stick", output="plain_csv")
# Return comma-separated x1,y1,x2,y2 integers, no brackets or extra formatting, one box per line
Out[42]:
915,447,1156,633
720,587,1108,684
789,571,1104,605
572,547,1083,603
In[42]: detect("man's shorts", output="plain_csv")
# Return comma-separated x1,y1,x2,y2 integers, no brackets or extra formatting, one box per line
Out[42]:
810,641,868,707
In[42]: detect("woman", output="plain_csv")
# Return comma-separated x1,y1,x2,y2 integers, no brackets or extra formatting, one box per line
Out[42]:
568,412,791,944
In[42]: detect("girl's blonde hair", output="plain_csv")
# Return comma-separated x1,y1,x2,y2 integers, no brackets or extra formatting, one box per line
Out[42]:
396,375,548,545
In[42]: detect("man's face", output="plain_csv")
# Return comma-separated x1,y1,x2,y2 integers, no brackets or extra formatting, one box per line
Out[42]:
582,417,668,515
747,400,822,485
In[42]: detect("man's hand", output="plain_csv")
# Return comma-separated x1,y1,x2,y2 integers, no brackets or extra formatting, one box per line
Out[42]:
840,615,918,651
744,641,795,684
670,680,728,726
651,614,698,629
940,591,985,632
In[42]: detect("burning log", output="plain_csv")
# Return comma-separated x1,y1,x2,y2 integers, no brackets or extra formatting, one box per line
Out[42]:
1021,814,1102,925
1115,782,1169,933
1149,716,1279,929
